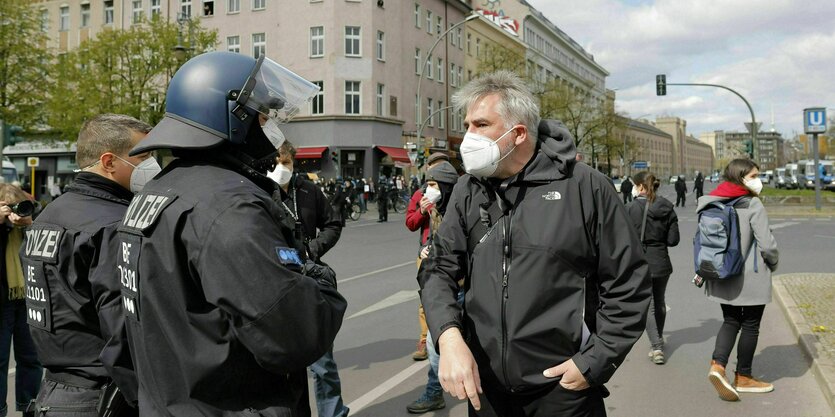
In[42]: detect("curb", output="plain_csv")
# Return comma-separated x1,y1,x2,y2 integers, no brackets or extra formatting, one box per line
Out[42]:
773,274,835,413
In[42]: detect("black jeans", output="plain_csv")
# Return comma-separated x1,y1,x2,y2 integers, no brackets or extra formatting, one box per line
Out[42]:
646,275,670,350
675,192,686,207
712,304,766,376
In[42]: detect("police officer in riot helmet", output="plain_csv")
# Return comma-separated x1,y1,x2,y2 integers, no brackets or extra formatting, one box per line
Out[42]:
116,52,346,416
21,114,154,417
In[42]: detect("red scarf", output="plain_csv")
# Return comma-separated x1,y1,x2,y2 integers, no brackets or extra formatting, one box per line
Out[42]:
710,181,751,198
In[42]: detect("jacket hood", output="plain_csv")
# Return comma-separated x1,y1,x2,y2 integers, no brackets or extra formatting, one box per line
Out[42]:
640,196,674,219
508,119,577,183
426,161,459,185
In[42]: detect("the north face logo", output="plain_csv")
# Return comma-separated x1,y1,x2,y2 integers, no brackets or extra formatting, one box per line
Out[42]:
542,191,562,200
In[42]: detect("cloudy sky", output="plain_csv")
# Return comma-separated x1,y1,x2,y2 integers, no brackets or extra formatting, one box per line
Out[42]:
525,0,835,139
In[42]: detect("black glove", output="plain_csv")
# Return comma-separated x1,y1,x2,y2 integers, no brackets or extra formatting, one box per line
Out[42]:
304,260,337,289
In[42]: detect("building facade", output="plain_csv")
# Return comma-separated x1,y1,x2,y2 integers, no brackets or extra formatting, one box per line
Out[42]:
684,135,716,177
723,125,786,171
617,118,673,179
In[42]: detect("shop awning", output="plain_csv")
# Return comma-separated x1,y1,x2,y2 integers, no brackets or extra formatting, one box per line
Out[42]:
295,146,327,159
376,145,411,164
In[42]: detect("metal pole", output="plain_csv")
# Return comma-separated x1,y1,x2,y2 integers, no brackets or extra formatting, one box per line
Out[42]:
813,132,821,211
667,82,758,163
416,14,478,160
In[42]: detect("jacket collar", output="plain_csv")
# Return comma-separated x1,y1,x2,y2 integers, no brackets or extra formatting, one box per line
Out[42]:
66,172,134,205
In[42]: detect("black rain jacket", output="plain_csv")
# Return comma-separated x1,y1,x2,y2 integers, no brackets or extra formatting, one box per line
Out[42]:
418,120,651,392
625,196,680,277
276,175,342,262
21,172,137,402
117,159,346,416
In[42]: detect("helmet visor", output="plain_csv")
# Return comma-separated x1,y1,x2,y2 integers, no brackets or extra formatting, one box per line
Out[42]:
243,57,319,123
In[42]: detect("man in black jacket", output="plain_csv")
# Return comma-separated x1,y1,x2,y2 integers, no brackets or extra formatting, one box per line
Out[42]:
674,175,687,207
621,176,633,204
268,141,348,417
115,52,346,416
693,171,705,200
418,71,650,416
22,114,153,416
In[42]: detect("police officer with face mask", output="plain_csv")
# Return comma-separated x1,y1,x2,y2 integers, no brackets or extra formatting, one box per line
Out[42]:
115,52,346,416
21,114,157,416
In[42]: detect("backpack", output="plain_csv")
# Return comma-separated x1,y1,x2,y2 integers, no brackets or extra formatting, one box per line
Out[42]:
693,196,755,280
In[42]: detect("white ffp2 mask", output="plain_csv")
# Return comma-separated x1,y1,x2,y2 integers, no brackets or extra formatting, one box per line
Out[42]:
460,127,516,178
424,186,441,204
268,164,293,186
116,155,162,193
262,118,286,148
744,177,763,195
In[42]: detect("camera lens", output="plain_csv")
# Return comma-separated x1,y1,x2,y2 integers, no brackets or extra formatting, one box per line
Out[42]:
11,200,34,217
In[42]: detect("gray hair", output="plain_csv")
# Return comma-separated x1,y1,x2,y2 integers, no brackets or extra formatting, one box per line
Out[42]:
76,114,152,168
452,70,540,139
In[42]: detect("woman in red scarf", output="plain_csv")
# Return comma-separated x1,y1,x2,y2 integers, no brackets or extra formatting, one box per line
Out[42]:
697,159,779,402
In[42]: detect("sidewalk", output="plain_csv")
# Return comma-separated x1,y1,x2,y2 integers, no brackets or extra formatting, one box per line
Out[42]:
773,273,835,413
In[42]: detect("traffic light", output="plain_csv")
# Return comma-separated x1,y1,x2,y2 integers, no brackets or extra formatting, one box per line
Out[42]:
1,123,24,147
330,151,338,164
417,153,426,168
656,74,666,96
744,140,753,158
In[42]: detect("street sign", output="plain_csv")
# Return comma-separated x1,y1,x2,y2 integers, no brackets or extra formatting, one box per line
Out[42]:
632,160,648,170
27,157,39,167
407,151,418,164
804,107,827,134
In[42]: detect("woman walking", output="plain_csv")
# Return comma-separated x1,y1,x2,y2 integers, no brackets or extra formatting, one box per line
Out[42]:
698,158,779,401
626,172,679,365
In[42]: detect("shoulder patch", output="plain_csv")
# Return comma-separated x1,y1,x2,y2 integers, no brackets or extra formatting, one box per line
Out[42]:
121,193,176,233
23,227,63,262
275,247,303,266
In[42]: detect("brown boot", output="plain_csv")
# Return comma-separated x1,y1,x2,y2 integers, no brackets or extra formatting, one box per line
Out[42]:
708,360,739,401
412,339,428,361
734,372,774,393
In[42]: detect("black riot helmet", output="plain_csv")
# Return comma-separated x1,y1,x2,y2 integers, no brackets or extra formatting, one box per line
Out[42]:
131,52,319,170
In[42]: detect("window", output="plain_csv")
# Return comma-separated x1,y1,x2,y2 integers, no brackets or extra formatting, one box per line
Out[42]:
344,26,361,57
312,81,324,115
228,0,240,13
450,63,456,87
426,54,432,79
426,10,432,34
181,0,192,18
132,1,143,23
151,0,161,16
253,0,265,10
203,0,214,15
59,6,69,31
458,67,463,86
252,33,265,58
104,1,114,24
427,98,434,127
415,95,419,125
449,24,455,47
345,81,361,115
310,27,324,57
476,38,481,56
414,48,421,74
390,96,398,117
376,31,385,61
40,9,48,32
436,16,442,35
376,84,385,116
467,33,471,55
81,4,91,27
414,3,421,28
437,58,443,83
227,36,240,53
438,100,444,129
456,28,463,50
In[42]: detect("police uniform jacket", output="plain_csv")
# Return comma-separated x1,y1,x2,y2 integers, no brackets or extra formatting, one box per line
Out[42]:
21,172,138,401
117,159,346,416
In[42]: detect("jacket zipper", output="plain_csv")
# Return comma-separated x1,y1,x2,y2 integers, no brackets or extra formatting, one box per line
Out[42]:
501,214,512,390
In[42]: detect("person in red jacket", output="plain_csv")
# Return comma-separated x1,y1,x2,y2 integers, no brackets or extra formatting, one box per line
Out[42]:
405,152,452,361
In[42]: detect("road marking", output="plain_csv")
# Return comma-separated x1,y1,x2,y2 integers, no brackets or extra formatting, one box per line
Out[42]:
814,235,835,240
346,361,429,413
770,222,800,230
347,290,419,320
339,261,414,285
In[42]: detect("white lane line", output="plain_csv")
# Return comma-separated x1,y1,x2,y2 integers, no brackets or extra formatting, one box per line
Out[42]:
339,261,414,285
814,235,835,240
347,290,420,320
346,361,429,414
770,222,800,230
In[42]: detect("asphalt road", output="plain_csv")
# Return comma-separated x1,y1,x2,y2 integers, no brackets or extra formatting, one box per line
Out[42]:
5,181,834,417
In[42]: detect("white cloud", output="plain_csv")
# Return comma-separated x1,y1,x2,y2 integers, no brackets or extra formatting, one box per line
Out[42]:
525,0,835,136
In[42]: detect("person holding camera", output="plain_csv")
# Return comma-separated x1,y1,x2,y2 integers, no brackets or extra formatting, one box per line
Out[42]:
20,114,155,416
268,140,348,417
0,184,41,417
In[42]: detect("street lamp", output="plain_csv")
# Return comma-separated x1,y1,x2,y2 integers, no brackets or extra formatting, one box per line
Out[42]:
172,13,194,61
415,13,479,162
